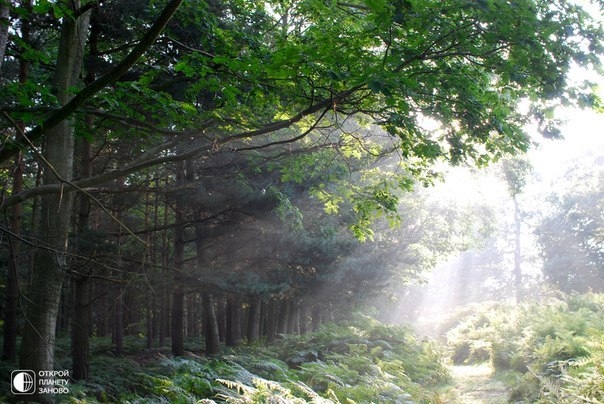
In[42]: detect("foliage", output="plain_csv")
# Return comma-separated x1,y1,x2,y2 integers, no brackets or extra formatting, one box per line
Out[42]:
10,315,451,403
534,164,604,292
1,0,603,394
276,313,451,403
501,156,533,197
444,293,604,403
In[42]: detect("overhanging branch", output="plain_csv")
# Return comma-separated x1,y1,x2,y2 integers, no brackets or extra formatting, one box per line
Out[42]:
0,0,184,164
1,85,368,210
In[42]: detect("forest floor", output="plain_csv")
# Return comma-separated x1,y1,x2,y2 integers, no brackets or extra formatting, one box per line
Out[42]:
443,363,510,403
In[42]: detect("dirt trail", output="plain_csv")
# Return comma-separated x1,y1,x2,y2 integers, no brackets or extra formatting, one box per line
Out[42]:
443,363,510,404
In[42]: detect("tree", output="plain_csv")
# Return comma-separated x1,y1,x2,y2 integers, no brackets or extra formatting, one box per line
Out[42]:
18,4,90,398
0,0,602,382
535,164,604,292
501,156,533,303
0,0,183,391
0,1,9,73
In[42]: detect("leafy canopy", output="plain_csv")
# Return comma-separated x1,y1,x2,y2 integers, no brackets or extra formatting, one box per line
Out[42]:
1,0,602,225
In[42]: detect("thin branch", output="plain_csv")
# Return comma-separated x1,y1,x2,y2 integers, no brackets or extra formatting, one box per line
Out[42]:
0,0,184,164
230,107,331,152
1,112,147,245
0,85,368,210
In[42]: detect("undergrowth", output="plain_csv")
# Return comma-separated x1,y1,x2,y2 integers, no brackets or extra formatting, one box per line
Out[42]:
1,314,450,403
445,292,604,403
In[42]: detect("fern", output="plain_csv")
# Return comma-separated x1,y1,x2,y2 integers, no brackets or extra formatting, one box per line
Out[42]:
292,381,338,404
216,377,313,403
215,378,256,401
445,293,604,403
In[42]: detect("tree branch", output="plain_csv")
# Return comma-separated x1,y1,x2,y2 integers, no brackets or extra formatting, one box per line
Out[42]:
0,84,368,210
0,0,184,164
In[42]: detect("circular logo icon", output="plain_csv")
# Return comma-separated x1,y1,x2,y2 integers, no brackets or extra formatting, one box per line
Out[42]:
11,370,35,394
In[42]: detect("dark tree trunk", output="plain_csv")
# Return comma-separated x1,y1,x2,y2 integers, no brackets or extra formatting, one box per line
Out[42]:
216,297,226,342
171,287,184,355
202,293,220,355
114,284,124,355
193,212,220,354
277,299,289,335
58,283,72,336
1,1,29,359
19,7,90,401
287,300,299,335
72,277,91,379
3,158,22,361
0,0,9,72
311,305,322,331
246,296,261,343
171,160,185,356
187,293,197,338
265,299,277,344
513,196,523,303
225,296,241,347
146,289,154,349
71,136,93,381
159,197,170,347
299,303,308,335
159,282,168,347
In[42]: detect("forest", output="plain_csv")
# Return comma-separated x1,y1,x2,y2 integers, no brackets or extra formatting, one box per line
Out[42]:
0,0,602,402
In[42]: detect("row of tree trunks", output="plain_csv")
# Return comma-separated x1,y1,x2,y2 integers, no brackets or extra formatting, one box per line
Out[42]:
219,296,327,345
90,292,329,351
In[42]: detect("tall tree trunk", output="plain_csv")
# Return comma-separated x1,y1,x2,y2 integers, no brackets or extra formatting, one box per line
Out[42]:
311,305,322,331
216,297,226,342
159,194,170,347
19,5,90,400
171,161,185,356
171,287,184,355
265,299,277,344
202,293,220,355
71,276,91,378
513,196,523,304
112,178,125,355
225,295,241,347
287,300,300,335
194,211,220,354
71,135,93,381
186,293,196,338
3,152,23,362
0,0,9,73
298,303,308,335
246,296,261,344
114,284,124,355
2,0,30,363
277,299,289,335
146,288,155,349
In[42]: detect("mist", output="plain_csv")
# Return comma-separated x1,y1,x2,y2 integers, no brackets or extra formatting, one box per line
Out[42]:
379,105,604,339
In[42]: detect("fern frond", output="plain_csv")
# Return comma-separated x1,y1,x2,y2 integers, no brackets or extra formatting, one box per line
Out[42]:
573,395,604,404
537,373,562,398
293,381,336,403
216,378,254,395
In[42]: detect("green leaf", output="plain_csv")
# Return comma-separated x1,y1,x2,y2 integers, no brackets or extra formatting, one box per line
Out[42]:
364,0,387,14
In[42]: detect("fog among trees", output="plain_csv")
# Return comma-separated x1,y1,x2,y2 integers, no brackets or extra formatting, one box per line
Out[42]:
0,0,602,402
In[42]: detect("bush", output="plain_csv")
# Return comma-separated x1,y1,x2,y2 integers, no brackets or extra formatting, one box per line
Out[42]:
45,313,449,403
444,293,604,403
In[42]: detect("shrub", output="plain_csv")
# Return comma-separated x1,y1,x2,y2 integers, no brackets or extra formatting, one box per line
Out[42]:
445,293,604,403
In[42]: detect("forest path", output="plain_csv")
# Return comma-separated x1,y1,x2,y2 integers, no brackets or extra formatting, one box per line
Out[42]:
442,363,510,403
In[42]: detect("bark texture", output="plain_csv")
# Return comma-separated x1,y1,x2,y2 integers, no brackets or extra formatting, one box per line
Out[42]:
19,4,90,401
